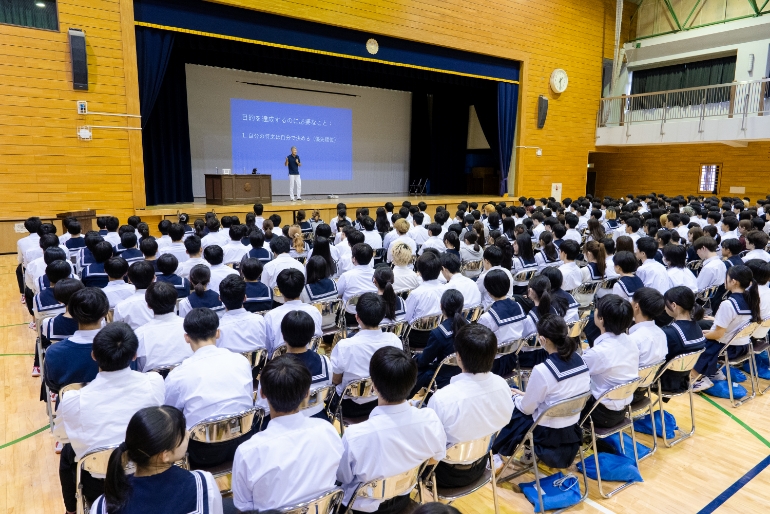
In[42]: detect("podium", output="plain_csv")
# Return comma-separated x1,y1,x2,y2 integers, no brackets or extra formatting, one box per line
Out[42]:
57,209,98,233
205,174,272,206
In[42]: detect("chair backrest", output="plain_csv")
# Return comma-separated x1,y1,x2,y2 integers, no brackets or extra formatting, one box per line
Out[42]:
687,260,703,272
342,377,378,401
566,318,589,338
599,277,619,290
271,344,287,360
189,407,261,443
60,382,86,399
512,269,537,283
394,289,412,301
241,348,268,370
146,363,181,378
695,285,719,302
534,391,592,425
443,433,495,465
462,304,484,322
497,336,532,357
380,320,409,338
353,462,425,503
409,313,442,331
725,321,760,345
79,445,120,477
638,359,666,389
460,259,483,272
313,298,343,331
373,247,386,260
597,377,642,403
344,294,364,314
656,349,705,376
299,385,335,412
276,488,344,514
106,309,114,323
273,286,284,302
572,281,600,297
752,317,770,340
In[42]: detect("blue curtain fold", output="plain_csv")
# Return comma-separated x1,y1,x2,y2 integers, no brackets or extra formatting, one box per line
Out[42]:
136,27,175,128
497,82,519,196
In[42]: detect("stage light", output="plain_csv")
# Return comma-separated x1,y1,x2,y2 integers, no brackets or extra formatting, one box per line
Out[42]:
36,1,46,7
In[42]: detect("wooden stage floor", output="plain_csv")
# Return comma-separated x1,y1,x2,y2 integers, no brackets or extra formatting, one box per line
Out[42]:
2,253,770,513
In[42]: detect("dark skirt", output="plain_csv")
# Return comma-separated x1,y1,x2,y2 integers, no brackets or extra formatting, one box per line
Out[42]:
434,457,488,488
580,396,625,429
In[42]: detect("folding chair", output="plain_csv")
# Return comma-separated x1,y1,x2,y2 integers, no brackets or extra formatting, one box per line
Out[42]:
272,487,344,514
273,286,284,304
416,353,460,408
340,294,363,332
715,321,760,407
225,261,241,271
333,377,377,435
312,297,344,338
424,434,500,514
686,260,703,273
403,313,443,354
597,277,618,294
460,259,484,278
571,281,601,312
394,288,413,301
628,359,666,459
380,320,409,340
695,285,719,313
579,377,642,498
462,303,484,322
76,445,119,514
342,461,431,514
146,363,181,379
373,247,386,265
59,381,86,399
408,178,424,196
270,344,288,360
510,335,541,390
105,309,114,323
748,318,770,394
187,407,263,494
512,269,537,284
498,392,593,513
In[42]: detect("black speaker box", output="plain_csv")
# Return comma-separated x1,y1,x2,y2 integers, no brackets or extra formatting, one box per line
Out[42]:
537,95,548,129
68,28,88,91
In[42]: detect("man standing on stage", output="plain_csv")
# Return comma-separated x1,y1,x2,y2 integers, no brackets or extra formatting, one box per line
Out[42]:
284,146,302,202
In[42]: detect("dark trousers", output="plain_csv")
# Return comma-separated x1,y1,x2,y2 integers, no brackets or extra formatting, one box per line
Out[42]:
187,431,254,469
345,312,358,328
580,396,625,429
350,493,411,514
407,330,430,350
434,457,487,488
16,264,25,294
60,443,104,512
24,286,34,317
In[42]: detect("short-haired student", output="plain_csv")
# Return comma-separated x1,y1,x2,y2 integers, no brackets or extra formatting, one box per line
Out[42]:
176,236,208,279
32,260,71,318
158,222,190,263
55,322,165,514
330,293,403,419
477,245,514,309
155,254,191,299
81,240,113,288
113,261,156,330
35,278,84,377
177,264,225,319
264,269,322,354
92,406,223,514
557,240,583,292
240,257,273,313
404,251,446,348
134,281,192,372
261,236,306,302
337,346,447,513
165,308,254,468
611,250,645,301
440,252,482,308
635,236,673,295
202,245,238,294
657,287,707,393
103,257,135,308
337,242,378,325
693,236,727,292
216,275,266,353
628,287,668,367
477,270,527,348
118,232,144,264
428,324,513,487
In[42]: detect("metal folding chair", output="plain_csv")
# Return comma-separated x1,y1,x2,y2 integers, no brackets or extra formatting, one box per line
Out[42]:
342,461,431,513
579,377,642,498
748,318,770,394
628,359,666,459
686,260,703,273
340,294,364,332
408,178,425,196
695,285,719,313
502,336,536,389
460,259,483,278
715,321,760,407
270,344,288,360
512,269,537,284
416,353,460,408
333,377,377,435
59,381,86,399
380,320,409,341
462,303,484,322
498,392,593,513
312,297,344,340
597,277,618,292
571,281,601,311
403,313,443,354
272,487,344,514
105,309,114,323
76,445,118,514
394,289,413,301
146,363,182,379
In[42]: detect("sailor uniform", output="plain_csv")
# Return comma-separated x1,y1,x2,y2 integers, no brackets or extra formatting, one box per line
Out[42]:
255,351,333,420
602,219,619,232
694,292,753,378
659,320,707,393
300,278,338,304
33,287,64,316
724,255,744,271
155,273,191,299
511,257,538,294
120,248,145,264
477,266,514,309
243,282,273,313
37,272,75,293
414,319,462,393
612,275,645,301
478,299,527,377
81,262,109,288
178,290,226,319
382,295,406,324
535,251,561,273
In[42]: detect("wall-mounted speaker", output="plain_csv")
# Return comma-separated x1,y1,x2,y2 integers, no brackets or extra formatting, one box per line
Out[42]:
68,28,88,91
537,95,548,129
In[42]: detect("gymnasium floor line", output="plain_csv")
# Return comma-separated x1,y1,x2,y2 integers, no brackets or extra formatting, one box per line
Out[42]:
0,353,34,356
0,323,28,328
0,425,50,450
696,456,770,514
699,395,770,447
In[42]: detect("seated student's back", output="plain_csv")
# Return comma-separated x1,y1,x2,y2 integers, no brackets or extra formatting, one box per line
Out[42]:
113,261,156,330
155,254,191,299
81,241,113,288
216,274,266,353
241,258,273,313
177,264,225,319
134,281,193,372
102,257,135,309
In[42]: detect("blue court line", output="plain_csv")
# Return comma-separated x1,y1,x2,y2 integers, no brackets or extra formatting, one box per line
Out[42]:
696,455,770,514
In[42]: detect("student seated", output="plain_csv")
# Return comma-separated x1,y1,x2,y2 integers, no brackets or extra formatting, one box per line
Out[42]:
35,279,84,377
201,218,224,249
177,236,208,279
477,245,514,309
491,314,589,471
610,251,645,301
478,270,527,344
165,308,254,468
103,257,135,309
54,322,165,514
386,219,417,264
178,264,225,319
216,275,266,353
418,223,445,255
44,288,110,394
721,238,745,271
117,232,144,264
261,236,307,303
441,252,481,308
535,232,562,273
158,222,190,263
694,236,727,292
203,245,238,293
414,289,468,395
155,254,191,299
32,260,71,319
391,242,421,289
240,257,273,313
245,229,273,265
92,406,223,514
223,225,250,264
628,288,667,367
337,242,378,325
330,293,403,420
139,237,160,273
404,252,446,348
581,241,607,284
337,346,447,514
581,295,639,429
510,234,538,295
557,240,583,292
134,281,193,372
64,221,86,251
635,237,672,294
744,230,770,263
663,244,698,292
80,240,112,288
263,269,322,353
233,356,342,512
113,261,156,330
103,216,121,247
691,265,761,392
658,287,707,393
288,225,310,260
373,267,406,323
300,255,338,303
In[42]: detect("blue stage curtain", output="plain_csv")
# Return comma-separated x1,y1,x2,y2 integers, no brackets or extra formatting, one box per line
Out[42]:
497,82,519,195
136,27,175,128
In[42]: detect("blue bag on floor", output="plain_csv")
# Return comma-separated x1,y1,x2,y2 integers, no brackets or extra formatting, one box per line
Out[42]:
743,361,770,379
721,366,746,383
703,380,747,399
577,453,643,483
520,472,582,513
604,432,652,460
756,351,769,368
633,410,677,439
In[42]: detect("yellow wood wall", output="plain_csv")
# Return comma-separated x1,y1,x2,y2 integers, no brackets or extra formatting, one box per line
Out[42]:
0,0,143,221
591,142,770,200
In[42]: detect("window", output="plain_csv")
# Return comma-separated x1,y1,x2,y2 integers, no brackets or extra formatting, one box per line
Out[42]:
699,164,720,194
0,0,58,31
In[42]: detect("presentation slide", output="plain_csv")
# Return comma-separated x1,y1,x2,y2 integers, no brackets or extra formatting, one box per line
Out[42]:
231,99,353,180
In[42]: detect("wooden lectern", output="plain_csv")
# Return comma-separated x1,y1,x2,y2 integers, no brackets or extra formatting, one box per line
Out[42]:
57,209,98,233
205,174,272,206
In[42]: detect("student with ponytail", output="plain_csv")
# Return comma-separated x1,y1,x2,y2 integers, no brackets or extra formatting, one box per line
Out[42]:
177,264,225,319
372,266,405,323
581,240,607,283
287,225,309,259
658,287,707,393
491,314,590,470
91,406,223,514
534,231,561,272
691,264,761,392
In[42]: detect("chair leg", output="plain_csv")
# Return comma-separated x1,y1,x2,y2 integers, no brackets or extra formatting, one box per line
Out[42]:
659,380,696,448
489,450,499,514
759,347,770,395
640,386,657,460
529,433,545,514
76,464,84,514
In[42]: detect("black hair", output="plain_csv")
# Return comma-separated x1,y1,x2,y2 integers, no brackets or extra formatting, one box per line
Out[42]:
356,292,385,327
369,346,416,403
539,232,559,261
540,266,564,291
183,307,219,341
559,240,580,260
145,281,178,315
537,314,577,361
515,234,534,260
664,286,704,321
727,265,761,322
440,251,462,274
482,244,504,267
106,216,119,231
280,310,316,348
139,237,158,258
373,267,398,321
24,216,42,234
229,224,245,241
415,251,442,281
270,235,291,255
441,289,468,336
626,217,641,232
121,231,138,249
248,229,265,249
413,212,425,225
453,324,496,373
304,255,329,284
157,254,179,275
240,257,264,281
745,259,770,286
352,242,374,266
632,287,665,319
662,244,686,269
53,278,84,305
206,218,221,232
484,269,511,298
219,275,246,310
68,287,110,325
443,231,460,251
746,230,769,250
67,220,82,235
188,265,211,297
93,322,139,371
723,217,740,231
103,257,129,280
253,203,264,215
528,274,568,317
43,247,66,265
636,236,658,259
260,355,312,413
203,245,224,265
184,235,202,255
127,261,156,290
92,241,113,263
45,260,72,284
276,268,305,299
169,223,184,241
613,251,639,274
595,294,634,335
693,235,718,252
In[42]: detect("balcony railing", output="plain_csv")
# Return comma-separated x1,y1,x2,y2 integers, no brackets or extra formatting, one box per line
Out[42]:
597,78,770,132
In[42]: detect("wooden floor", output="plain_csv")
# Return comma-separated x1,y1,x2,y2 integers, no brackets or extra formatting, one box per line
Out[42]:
2,253,770,513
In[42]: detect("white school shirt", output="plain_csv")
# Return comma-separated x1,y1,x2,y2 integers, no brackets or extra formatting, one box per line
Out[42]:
216,308,267,353
393,266,421,291
329,216,353,235
261,254,306,298
54,368,165,460
743,249,770,263
17,233,39,266
676,226,690,240
134,312,193,371
443,273,482,308
421,212,432,225
405,279,445,322
232,413,343,512
177,257,209,279
159,242,189,263
628,320,667,367
558,262,583,292
103,232,121,247
667,267,698,292
577,216,589,231
337,265,378,313
102,281,136,309
582,332,640,411
363,230,383,250
223,240,250,264
713,296,753,346
758,285,770,320
532,223,545,240
636,259,672,295
165,344,254,429
201,231,223,249
387,234,417,263
113,289,154,330
207,263,239,293
419,236,446,255
408,225,430,245
564,229,582,244
337,403,447,512
721,230,738,242
696,256,726,291
330,329,403,397
428,372,513,445
476,266,514,309
382,229,399,251
264,300,322,353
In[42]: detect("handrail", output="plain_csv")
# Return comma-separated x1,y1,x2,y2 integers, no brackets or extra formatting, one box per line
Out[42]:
602,77,770,101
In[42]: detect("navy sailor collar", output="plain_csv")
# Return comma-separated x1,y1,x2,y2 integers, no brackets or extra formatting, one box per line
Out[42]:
544,352,589,382
488,299,525,327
